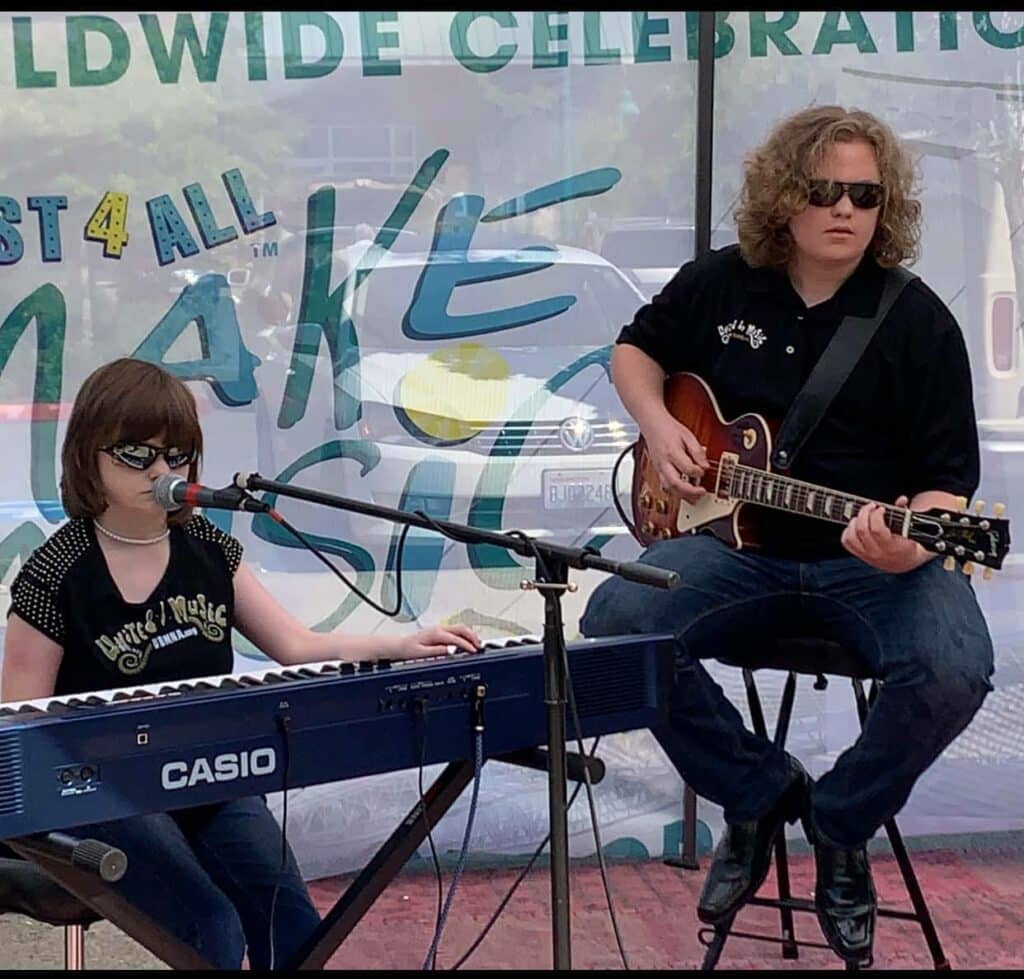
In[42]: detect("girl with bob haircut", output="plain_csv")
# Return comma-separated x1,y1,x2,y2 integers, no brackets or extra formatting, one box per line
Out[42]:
2,357,482,969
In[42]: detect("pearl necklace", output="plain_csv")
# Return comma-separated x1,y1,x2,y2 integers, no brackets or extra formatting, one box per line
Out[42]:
94,520,170,546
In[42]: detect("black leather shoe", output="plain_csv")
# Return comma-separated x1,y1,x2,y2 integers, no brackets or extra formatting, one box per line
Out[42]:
813,841,877,966
696,758,811,924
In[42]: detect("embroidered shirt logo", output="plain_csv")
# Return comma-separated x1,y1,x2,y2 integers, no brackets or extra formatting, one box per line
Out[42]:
717,319,767,349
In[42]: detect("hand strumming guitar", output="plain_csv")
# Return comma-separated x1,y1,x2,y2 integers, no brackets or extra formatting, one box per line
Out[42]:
642,411,709,504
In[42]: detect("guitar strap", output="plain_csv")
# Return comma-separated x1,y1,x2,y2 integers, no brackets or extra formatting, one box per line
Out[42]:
770,266,917,472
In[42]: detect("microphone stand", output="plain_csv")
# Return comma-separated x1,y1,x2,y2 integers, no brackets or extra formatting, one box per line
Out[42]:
234,471,678,971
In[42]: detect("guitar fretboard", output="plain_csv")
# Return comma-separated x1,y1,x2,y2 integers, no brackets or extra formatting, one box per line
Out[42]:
724,460,910,534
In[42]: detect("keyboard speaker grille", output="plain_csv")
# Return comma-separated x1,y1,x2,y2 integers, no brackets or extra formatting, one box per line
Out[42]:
571,646,650,717
0,732,25,816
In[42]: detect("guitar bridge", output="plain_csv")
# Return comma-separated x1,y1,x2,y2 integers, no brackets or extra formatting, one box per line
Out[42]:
716,453,739,500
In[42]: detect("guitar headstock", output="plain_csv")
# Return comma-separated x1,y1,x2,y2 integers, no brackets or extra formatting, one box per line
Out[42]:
910,498,1012,578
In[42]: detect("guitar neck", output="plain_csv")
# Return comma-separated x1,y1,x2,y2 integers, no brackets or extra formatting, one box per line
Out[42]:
726,462,910,534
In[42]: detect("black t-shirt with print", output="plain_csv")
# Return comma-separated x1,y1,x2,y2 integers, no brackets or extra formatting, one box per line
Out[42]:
617,244,980,559
8,515,242,696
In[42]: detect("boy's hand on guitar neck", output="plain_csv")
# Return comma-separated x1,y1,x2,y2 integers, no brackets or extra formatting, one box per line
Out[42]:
841,495,933,574
642,412,709,503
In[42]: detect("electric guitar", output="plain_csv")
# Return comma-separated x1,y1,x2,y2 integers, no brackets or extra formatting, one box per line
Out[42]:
630,373,1012,576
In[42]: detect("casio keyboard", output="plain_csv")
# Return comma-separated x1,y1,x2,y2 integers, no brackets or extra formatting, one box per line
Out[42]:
0,632,673,842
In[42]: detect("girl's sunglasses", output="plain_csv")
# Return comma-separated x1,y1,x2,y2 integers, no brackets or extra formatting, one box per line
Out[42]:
807,179,885,210
103,442,197,471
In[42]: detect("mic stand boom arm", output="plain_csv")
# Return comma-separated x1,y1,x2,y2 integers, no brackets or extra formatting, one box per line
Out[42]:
234,471,677,591
234,471,678,971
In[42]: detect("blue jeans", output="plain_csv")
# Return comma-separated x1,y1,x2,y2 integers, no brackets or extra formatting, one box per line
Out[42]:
580,534,995,848
72,796,320,969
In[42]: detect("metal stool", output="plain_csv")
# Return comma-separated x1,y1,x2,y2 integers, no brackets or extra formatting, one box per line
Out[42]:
0,849,101,969
688,638,950,971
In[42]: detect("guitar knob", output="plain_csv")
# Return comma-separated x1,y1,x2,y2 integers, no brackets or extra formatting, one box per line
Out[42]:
955,496,968,512
639,492,652,510
943,556,956,572
641,521,655,537
974,499,986,515
655,498,669,514
994,502,1006,517
962,561,975,576
659,527,674,539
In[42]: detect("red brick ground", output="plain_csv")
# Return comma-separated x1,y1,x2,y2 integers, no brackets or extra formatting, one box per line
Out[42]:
307,847,1024,970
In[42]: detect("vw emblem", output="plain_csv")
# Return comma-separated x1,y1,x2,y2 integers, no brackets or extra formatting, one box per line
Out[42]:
559,417,594,452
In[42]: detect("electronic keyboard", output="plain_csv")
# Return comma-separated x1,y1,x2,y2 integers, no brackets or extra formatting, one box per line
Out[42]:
0,633,673,840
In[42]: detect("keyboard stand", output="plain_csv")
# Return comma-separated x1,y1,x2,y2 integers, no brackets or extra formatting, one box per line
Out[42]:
291,741,605,971
289,759,476,969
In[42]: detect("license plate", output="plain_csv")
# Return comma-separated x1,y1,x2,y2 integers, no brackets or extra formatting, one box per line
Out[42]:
542,469,614,510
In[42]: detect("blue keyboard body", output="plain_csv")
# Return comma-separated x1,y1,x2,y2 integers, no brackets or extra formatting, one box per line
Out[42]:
0,633,673,840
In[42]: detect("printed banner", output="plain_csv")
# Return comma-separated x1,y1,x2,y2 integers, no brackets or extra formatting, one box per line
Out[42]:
0,12,1022,877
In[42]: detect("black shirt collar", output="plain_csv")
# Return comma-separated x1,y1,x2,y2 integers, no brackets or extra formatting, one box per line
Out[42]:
746,253,887,318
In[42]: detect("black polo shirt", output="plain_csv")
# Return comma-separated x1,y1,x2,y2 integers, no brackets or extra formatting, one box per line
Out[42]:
617,245,980,560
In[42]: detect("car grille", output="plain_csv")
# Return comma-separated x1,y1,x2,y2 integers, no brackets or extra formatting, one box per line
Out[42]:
466,419,639,457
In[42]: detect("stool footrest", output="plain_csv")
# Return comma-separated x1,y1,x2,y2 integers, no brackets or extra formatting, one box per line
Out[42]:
748,894,923,923
698,925,831,953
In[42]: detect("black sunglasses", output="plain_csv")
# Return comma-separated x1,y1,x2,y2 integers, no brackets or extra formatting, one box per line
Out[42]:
103,442,197,471
807,179,885,210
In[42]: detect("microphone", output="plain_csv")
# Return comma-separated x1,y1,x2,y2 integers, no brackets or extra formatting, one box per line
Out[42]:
152,474,269,513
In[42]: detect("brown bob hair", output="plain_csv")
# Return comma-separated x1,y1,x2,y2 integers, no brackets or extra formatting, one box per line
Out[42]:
60,358,203,526
734,105,921,269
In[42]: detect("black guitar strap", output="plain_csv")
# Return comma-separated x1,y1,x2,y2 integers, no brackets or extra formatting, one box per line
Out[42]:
770,266,917,472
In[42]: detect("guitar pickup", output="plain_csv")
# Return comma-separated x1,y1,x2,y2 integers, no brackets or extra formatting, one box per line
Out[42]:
716,453,739,499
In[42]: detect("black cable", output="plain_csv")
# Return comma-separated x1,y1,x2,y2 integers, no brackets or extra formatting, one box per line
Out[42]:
450,737,602,971
267,508,413,618
268,713,292,971
611,440,640,540
423,727,484,970
414,699,445,970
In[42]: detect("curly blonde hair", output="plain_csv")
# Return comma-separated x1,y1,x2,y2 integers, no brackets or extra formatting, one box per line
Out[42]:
734,105,920,269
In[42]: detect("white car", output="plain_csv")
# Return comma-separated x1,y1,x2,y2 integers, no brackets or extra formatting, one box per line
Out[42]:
250,235,644,571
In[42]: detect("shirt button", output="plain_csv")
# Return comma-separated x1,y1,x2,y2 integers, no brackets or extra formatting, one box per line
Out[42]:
786,345,795,354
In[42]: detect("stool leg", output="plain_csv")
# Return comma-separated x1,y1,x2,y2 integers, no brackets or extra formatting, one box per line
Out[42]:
880,818,950,970
683,782,700,868
64,924,85,970
771,672,800,959
665,782,701,870
700,914,736,971
743,670,800,960
853,680,950,971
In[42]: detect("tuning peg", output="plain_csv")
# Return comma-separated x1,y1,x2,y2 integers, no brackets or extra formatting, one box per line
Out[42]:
974,499,986,515
954,496,968,512
983,567,994,581
962,561,975,576
994,502,1006,517
943,556,956,572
